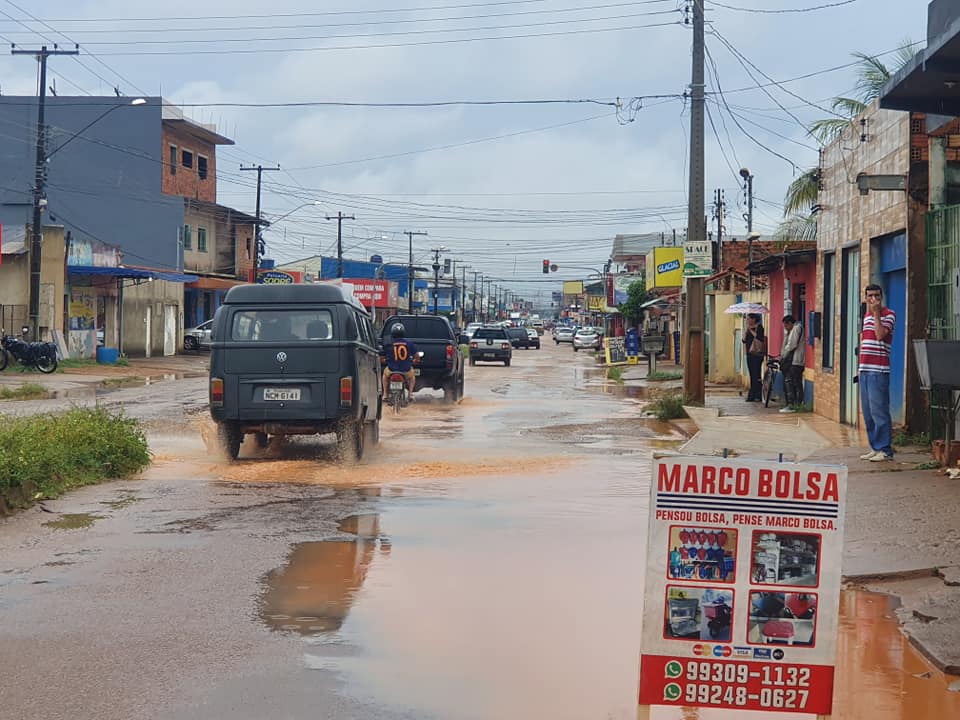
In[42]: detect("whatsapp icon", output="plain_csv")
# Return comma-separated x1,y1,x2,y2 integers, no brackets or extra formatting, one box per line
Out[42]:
664,661,683,678
664,683,682,702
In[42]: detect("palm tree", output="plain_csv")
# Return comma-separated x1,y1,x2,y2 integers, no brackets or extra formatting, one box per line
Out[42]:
776,41,917,239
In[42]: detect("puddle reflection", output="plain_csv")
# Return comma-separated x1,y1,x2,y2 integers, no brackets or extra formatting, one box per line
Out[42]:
259,514,384,636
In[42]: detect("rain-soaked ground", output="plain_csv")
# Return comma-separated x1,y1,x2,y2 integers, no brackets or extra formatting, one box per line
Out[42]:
0,342,957,719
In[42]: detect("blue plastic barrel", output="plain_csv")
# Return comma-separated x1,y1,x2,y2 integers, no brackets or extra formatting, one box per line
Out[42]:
96,347,119,364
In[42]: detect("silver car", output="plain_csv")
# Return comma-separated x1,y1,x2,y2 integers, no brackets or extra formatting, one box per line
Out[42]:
573,327,601,351
184,319,213,352
553,326,576,344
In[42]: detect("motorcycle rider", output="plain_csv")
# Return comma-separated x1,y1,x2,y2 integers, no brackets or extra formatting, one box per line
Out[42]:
382,322,419,399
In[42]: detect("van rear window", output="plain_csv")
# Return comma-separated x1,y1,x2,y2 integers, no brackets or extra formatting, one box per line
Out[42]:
231,309,335,341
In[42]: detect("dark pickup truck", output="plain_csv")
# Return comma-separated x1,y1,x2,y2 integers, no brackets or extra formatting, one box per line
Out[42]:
380,314,465,403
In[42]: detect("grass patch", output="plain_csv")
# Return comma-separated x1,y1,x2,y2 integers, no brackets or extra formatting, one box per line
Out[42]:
100,376,144,388
648,390,689,421
606,366,624,382
56,358,98,371
893,429,932,448
647,370,683,381
916,460,941,471
116,356,130,367
788,403,814,414
0,382,48,401
0,407,150,513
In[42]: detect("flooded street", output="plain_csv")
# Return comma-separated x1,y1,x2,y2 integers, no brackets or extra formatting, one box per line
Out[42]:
0,342,957,719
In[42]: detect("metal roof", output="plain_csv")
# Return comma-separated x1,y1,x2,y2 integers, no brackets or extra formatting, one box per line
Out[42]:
881,10,960,117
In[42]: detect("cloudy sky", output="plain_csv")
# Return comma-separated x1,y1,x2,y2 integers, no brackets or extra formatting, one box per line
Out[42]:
0,0,930,304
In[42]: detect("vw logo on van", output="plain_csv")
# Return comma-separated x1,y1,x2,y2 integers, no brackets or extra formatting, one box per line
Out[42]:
276,351,288,363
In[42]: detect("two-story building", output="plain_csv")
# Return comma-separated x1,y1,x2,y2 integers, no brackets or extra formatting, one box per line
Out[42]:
0,96,254,357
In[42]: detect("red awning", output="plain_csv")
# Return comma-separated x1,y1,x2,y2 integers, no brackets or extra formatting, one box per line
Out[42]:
187,277,248,290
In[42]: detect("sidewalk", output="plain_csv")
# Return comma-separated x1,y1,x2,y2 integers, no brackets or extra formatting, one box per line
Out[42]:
693,376,960,674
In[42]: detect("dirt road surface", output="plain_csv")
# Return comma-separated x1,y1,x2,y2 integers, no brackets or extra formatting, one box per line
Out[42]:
1,342,957,719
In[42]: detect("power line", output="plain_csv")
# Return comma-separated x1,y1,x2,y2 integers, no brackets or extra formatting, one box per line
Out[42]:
706,0,857,14
79,20,685,55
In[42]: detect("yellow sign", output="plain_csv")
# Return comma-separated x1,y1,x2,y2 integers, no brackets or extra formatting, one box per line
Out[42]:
587,295,606,311
646,247,684,289
562,280,584,295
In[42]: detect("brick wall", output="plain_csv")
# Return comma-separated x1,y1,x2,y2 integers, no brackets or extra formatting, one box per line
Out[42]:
161,124,217,203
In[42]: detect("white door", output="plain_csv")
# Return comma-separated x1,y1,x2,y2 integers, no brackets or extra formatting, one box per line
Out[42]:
163,306,177,356
145,306,152,359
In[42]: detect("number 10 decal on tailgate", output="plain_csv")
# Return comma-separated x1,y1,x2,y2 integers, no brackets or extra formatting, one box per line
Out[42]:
638,455,847,716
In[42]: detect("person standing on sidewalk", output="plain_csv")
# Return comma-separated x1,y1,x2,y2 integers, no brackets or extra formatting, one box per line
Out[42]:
779,315,805,413
743,313,766,402
858,284,896,461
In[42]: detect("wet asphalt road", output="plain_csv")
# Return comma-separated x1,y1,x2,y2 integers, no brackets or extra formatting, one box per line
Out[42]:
1,341,958,719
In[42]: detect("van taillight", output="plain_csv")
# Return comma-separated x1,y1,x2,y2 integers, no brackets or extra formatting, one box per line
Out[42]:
470,342,478,348
210,377,224,406
340,377,353,407
446,344,454,358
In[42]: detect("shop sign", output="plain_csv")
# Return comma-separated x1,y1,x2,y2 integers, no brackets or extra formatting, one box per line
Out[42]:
683,240,712,277
605,336,626,364
646,248,684,289
587,295,606,311
639,455,846,716
257,270,303,284
343,279,395,308
562,280,584,296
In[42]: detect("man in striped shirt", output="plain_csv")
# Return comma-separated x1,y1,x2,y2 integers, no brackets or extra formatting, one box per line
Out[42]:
858,284,897,462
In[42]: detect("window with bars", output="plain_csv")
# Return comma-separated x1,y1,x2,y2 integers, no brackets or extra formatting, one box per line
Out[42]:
198,155,208,180
182,149,193,169
183,224,192,250
169,145,177,175
198,227,208,253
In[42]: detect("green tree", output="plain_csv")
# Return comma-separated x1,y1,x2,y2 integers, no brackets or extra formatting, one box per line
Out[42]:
619,278,649,326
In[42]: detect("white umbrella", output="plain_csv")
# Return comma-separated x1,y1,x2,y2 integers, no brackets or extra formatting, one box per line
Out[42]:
724,302,769,315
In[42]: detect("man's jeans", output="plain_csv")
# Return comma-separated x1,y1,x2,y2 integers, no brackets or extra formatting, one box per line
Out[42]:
859,371,893,456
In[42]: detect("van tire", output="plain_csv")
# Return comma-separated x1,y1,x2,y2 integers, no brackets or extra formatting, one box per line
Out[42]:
254,432,269,448
469,357,476,366
364,417,380,446
443,380,456,404
338,420,364,462
217,422,242,461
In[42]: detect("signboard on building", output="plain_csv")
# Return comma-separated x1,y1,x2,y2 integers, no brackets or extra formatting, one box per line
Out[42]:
562,280,584,296
638,455,846,716
683,240,712,277
343,279,397,308
587,295,606,311
257,269,303,284
646,247,684,289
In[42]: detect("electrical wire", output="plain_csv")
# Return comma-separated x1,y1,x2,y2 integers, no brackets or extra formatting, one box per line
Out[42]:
706,0,857,14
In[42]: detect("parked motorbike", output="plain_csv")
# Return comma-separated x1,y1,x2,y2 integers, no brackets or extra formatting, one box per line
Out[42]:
383,351,424,414
0,327,59,374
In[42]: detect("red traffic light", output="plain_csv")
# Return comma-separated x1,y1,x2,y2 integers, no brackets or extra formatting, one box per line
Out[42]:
542,259,550,274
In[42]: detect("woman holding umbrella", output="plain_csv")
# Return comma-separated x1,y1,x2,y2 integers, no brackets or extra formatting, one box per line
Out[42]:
743,313,766,401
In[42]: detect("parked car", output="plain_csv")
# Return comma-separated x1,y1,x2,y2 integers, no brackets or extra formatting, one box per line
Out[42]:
554,326,576,344
184,319,214,352
573,327,602,351
506,326,533,349
526,327,541,349
469,326,513,366
208,283,381,462
380,314,465,403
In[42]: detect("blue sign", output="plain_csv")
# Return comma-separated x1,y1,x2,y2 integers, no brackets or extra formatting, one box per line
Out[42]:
657,259,681,274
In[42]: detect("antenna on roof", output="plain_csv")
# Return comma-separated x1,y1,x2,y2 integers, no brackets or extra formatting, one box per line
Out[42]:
114,86,121,97
49,78,57,96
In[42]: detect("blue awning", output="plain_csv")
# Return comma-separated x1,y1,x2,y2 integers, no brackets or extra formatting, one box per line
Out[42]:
68,265,199,283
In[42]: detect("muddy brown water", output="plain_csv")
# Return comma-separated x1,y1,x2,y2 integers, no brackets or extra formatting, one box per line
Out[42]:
4,343,955,719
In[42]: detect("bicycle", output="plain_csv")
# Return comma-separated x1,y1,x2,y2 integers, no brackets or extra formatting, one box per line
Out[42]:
761,356,781,408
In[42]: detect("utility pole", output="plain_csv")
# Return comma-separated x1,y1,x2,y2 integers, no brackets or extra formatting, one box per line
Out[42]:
13,44,79,339
740,167,755,290
404,230,427,313
683,0,706,404
461,265,468,324
431,247,444,315
325,211,355,278
713,188,725,273
472,271,480,322
240,164,280,282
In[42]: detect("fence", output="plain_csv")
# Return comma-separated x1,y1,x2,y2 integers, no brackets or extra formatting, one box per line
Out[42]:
0,304,28,335
926,205,960,340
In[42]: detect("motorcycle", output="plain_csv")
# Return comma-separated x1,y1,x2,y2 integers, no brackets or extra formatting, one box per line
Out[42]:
383,351,423,414
0,327,59,374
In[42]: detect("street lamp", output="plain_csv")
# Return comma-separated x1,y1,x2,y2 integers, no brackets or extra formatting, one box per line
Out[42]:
430,246,448,315
266,200,322,225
